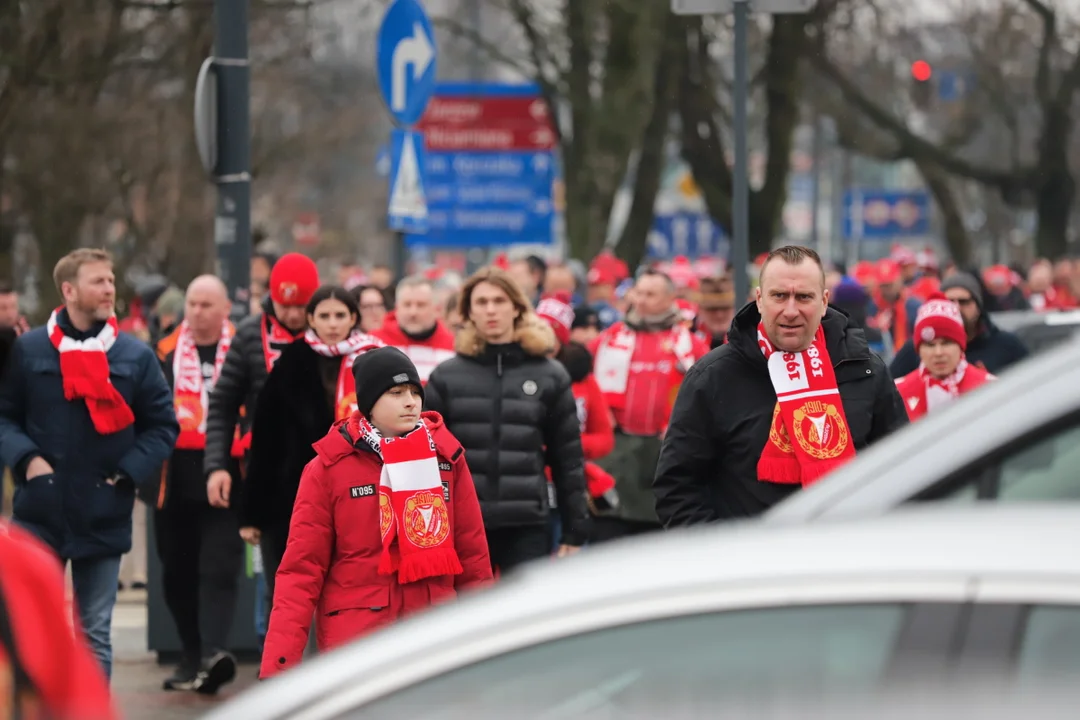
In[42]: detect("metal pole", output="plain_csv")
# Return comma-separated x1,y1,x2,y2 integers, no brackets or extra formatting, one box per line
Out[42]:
214,0,252,318
469,0,483,80
732,0,750,304
394,230,409,279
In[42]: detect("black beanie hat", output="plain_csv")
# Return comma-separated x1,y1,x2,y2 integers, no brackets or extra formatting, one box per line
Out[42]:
351,346,424,418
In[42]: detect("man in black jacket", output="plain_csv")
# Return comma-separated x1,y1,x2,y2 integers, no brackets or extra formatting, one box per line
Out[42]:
155,275,243,694
204,253,319,511
654,246,908,527
425,266,589,572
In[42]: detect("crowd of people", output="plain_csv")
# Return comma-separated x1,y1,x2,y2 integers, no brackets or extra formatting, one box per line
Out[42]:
0,239,1074,718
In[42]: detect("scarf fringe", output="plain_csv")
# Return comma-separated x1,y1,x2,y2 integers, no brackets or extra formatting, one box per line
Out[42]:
398,547,463,584
756,456,802,485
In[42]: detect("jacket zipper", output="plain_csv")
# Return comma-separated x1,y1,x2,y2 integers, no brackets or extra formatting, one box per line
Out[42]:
489,352,503,499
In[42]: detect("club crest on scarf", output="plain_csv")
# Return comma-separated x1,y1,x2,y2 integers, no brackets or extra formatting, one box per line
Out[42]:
379,493,393,540
403,490,451,548
791,400,850,459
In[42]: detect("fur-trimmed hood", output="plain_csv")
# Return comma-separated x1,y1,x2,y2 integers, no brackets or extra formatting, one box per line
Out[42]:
454,313,555,359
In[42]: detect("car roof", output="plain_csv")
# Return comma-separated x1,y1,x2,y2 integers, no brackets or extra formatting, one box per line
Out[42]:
765,332,1080,523
208,505,1080,720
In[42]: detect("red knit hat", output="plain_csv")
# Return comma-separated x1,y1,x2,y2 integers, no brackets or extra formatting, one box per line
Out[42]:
536,292,574,346
914,293,966,352
270,253,320,306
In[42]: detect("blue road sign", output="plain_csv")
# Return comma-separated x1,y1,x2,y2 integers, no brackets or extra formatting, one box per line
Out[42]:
937,71,973,102
387,129,429,234
376,0,437,127
843,189,931,241
405,82,556,248
646,212,729,260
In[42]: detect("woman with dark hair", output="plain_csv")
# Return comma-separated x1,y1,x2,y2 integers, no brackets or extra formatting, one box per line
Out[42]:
240,285,384,600
349,284,389,333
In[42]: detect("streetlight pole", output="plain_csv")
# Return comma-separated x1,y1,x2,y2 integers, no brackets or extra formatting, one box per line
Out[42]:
731,0,750,304
213,0,252,316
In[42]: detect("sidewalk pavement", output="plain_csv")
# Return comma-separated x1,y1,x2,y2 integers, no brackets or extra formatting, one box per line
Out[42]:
112,591,258,720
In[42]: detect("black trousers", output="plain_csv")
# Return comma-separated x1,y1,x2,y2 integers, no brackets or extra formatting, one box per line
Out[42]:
155,498,245,664
590,517,662,544
486,525,552,575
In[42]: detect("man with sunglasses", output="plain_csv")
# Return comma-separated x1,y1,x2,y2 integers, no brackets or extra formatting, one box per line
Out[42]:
888,272,1028,378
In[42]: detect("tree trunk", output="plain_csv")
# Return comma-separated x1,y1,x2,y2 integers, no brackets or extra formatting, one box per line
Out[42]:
916,158,972,266
615,13,684,271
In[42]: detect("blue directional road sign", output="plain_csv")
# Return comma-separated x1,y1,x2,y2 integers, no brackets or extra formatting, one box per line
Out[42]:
387,129,429,234
410,150,555,247
843,189,931,241
646,211,729,260
376,0,437,127
405,82,557,248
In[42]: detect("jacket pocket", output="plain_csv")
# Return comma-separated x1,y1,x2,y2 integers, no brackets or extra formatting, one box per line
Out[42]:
85,479,136,531
319,585,394,650
426,576,457,606
12,474,62,528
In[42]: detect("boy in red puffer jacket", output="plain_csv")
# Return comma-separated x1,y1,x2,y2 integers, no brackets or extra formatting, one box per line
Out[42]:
537,294,618,549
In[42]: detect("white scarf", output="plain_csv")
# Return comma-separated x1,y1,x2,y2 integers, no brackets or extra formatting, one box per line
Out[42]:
173,320,233,448
594,323,696,396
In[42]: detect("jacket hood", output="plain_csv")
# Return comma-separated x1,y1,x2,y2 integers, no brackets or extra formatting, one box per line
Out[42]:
727,301,869,366
557,341,594,383
313,410,462,465
454,313,555,359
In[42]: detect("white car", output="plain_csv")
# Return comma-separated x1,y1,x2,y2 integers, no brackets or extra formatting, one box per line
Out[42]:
206,506,1080,719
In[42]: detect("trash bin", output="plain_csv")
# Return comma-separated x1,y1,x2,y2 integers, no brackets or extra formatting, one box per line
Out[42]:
145,510,263,664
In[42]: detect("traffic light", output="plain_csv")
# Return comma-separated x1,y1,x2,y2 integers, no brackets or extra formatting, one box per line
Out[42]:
911,60,933,110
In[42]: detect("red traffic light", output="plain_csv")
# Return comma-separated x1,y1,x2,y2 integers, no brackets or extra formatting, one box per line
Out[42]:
911,60,932,82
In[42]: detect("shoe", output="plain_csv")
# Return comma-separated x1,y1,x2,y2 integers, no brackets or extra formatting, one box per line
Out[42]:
131,581,147,590
117,580,125,592
163,664,199,691
193,651,237,695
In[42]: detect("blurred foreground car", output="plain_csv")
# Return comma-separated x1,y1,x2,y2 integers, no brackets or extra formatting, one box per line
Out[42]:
767,331,1080,523
989,309,1080,355
207,506,1080,720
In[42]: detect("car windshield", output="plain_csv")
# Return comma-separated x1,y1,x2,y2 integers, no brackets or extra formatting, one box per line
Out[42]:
343,604,906,719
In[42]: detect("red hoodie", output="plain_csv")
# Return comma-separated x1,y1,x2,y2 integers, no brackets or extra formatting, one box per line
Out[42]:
371,312,456,383
0,523,116,720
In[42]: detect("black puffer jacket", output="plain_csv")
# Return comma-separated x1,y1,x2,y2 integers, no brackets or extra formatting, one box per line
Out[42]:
654,304,909,528
204,297,301,476
425,317,590,545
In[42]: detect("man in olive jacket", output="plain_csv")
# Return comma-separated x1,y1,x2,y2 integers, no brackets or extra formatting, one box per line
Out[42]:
654,246,908,527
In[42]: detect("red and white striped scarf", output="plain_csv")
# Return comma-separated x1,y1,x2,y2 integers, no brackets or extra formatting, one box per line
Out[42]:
173,320,234,450
305,329,385,420
46,307,134,434
757,323,856,486
348,413,462,584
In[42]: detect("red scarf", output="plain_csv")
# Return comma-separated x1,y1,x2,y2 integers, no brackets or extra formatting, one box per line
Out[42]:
304,329,384,420
347,413,462,584
903,359,993,420
757,323,856,486
260,314,298,372
173,320,242,455
46,307,134,435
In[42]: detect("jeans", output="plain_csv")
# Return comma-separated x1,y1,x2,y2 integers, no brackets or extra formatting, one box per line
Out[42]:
69,555,123,680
